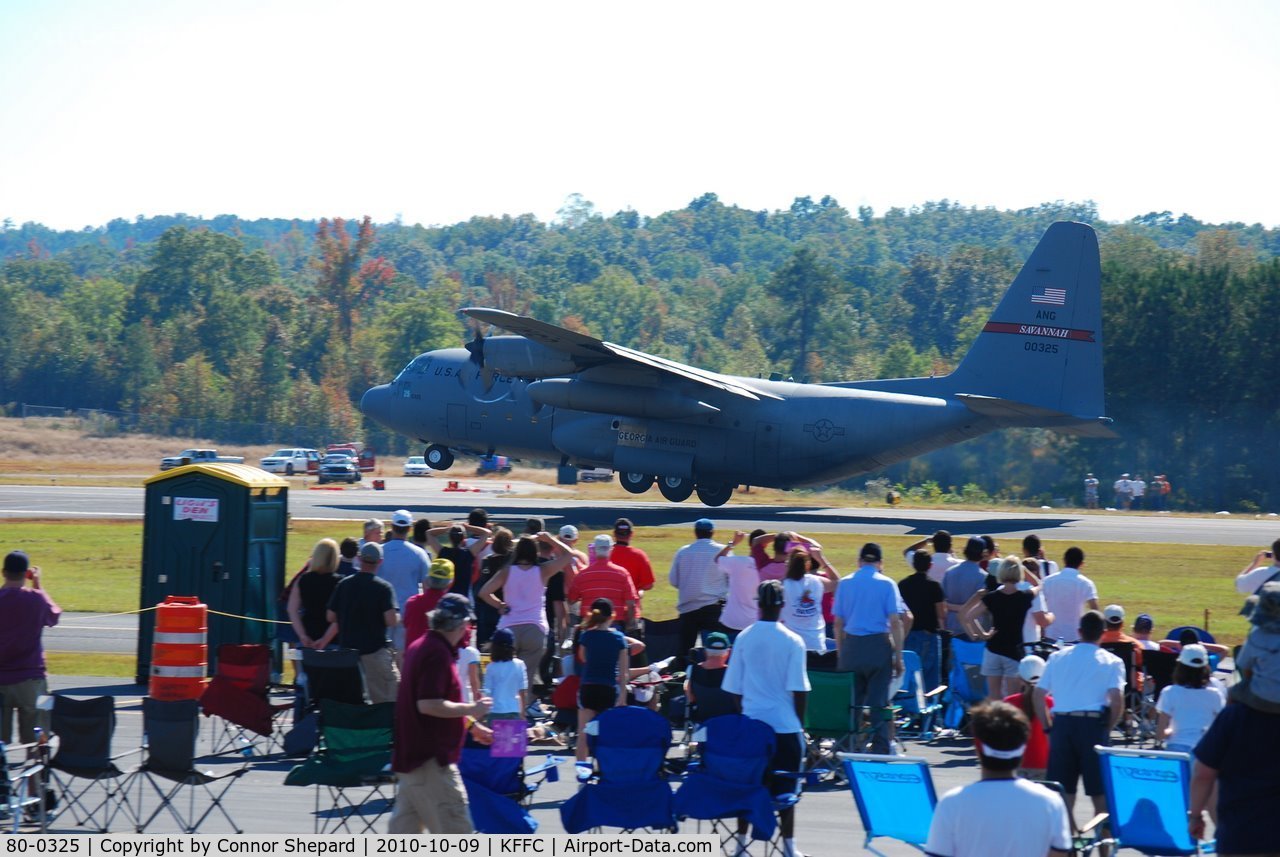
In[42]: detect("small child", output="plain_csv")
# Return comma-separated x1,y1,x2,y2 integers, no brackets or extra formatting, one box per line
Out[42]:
402,558,456,649
483,628,529,722
1003,655,1051,780
1230,582,1280,713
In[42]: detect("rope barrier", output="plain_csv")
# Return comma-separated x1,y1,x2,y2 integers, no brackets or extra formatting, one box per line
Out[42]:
58,605,289,627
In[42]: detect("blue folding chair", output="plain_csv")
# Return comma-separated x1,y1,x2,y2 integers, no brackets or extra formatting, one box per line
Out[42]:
839,753,937,856
560,706,676,834
942,638,986,730
1095,746,1216,855
458,746,562,834
893,650,946,741
674,715,779,847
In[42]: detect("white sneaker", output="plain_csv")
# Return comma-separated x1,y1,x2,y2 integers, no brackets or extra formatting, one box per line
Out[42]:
574,761,592,782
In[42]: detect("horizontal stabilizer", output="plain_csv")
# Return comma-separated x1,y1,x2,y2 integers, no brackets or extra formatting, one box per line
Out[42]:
956,394,1117,438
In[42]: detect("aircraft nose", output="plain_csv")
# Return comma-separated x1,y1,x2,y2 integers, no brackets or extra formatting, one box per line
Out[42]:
360,384,395,429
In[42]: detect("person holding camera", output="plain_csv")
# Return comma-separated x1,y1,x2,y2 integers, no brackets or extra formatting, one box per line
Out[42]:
0,550,62,744
1235,540,1280,596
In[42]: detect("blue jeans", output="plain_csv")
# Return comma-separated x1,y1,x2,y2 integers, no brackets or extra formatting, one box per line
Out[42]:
904,629,942,692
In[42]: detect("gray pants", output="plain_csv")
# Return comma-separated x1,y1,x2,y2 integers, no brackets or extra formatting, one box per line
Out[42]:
838,633,893,754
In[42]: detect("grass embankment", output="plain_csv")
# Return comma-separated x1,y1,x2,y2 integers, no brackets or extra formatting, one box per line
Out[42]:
2,518,1258,677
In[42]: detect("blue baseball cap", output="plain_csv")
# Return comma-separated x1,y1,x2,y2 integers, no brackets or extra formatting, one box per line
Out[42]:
694,518,715,532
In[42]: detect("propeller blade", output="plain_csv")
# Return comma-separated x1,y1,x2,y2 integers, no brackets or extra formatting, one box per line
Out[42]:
464,327,485,366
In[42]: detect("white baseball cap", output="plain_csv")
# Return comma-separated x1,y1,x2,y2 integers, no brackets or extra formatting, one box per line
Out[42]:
1018,655,1046,683
1178,644,1209,668
559,525,579,540
593,534,614,554
1103,604,1125,625
391,509,413,528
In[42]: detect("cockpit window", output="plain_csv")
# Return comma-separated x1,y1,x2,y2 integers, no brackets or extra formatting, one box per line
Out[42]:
395,356,429,381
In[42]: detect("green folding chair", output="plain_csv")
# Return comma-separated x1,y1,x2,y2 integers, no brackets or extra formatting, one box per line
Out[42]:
284,700,395,833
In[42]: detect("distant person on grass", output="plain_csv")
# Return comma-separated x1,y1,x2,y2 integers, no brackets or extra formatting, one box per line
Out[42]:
0,550,61,745
925,700,1070,857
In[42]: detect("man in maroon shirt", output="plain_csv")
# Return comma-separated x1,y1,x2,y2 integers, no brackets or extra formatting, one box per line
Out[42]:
389,594,492,834
0,550,61,744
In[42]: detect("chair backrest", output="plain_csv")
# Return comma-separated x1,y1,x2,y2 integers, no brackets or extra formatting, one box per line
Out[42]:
1100,641,1137,685
688,665,736,724
640,618,682,664
1096,746,1200,856
1166,626,1215,645
214,643,271,693
143,698,200,774
949,638,987,703
698,715,774,784
459,746,524,796
1143,649,1178,694
50,695,116,771
302,648,365,706
894,650,927,714
840,753,937,847
319,700,394,777
804,670,855,737
589,706,670,785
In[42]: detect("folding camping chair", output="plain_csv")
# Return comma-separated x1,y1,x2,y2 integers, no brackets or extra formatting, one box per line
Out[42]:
893,650,946,741
283,648,366,757
680,653,736,753
839,753,938,856
942,638,986,732
1094,745,1215,855
1035,779,1110,857
804,670,898,777
674,714,786,853
458,746,562,834
284,700,395,834
641,617,683,667
1101,642,1151,745
2,737,48,833
560,706,676,834
124,698,247,834
200,644,293,756
46,694,140,832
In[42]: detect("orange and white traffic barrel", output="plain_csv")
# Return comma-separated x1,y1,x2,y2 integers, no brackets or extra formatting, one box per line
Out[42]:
149,596,208,700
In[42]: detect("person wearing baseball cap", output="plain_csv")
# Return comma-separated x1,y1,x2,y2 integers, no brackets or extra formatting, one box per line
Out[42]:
608,518,655,628
1005,656,1051,780
326,541,400,703
567,534,638,629
401,558,458,649
1131,613,1159,651
669,518,726,667
722,580,811,857
1100,603,1145,673
831,542,907,755
391,592,491,834
1154,644,1224,755
0,550,61,745
941,537,990,639
380,510,431,663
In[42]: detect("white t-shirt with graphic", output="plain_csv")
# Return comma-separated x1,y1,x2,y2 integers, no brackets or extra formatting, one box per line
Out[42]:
781,575,827,652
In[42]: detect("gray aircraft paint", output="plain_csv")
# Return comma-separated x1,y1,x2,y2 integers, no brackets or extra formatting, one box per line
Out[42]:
360,222,1109,504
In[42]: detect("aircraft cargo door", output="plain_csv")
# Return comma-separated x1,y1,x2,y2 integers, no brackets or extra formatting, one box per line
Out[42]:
754,422,780,479
447,403,467,441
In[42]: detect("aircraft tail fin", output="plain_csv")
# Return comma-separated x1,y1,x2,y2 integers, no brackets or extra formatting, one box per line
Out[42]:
946,221,1106,420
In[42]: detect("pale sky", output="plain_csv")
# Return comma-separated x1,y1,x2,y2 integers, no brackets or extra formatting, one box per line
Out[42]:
2,0,1278,232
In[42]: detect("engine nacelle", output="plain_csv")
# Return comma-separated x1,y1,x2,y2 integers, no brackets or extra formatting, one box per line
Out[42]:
482,336,579,378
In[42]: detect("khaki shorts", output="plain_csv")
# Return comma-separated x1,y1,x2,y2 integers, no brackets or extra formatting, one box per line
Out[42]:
388,760,472,834
361,648,400,704
0,676,49,744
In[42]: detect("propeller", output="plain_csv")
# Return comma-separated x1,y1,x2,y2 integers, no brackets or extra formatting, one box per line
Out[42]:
462,323,495,393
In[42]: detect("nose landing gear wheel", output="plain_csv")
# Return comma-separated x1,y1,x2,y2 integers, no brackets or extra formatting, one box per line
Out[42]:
425,444,454,470
695,483,733,507
620,472,655,494
658,476,694,503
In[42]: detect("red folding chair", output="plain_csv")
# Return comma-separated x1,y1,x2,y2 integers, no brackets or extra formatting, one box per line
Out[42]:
199,644,293,756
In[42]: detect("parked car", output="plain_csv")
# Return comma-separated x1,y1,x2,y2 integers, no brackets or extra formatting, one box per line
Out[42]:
579,467,614,483
317,453,362,484
159,449,245,470
259,448,320,476
476,454,513,475
327,443,376,472
403,456,432,477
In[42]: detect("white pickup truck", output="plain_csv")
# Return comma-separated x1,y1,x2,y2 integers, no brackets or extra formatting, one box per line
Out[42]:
159,449,245,471
259,448,320,475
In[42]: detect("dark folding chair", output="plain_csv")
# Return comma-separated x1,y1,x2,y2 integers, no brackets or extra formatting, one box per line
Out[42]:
1142,650,1178,697
201,644,293,756
125,698,247,833
2,736,48,834
561,706,676,834
459,746,561,834
46,695,139,832
284,700,395,834
1101,641,1152,745
641,617,682,665
301,648,366,707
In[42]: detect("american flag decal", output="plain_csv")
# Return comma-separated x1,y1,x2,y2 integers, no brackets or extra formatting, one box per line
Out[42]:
1031,287,1066,306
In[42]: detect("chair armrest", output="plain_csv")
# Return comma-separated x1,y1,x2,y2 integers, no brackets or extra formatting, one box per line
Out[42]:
1079,812,1109,835
924,685,948,699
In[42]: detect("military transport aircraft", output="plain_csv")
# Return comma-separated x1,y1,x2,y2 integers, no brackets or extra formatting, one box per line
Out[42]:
360,221,1111,506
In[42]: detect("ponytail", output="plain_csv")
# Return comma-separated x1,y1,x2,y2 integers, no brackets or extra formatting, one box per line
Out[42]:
577,607,613,632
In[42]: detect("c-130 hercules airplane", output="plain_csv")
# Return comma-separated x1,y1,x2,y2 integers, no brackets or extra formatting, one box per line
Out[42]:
360,221,1112,506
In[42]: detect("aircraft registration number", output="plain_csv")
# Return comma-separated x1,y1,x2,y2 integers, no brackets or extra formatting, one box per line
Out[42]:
1024,341,1059,354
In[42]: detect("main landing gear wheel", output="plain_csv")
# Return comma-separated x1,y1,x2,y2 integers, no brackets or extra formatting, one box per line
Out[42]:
695,483,733,507
658,475,694,503
424,444,454,470
620,472,655,494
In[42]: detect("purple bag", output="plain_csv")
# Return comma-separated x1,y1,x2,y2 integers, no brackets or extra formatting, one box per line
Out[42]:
490,718,528,758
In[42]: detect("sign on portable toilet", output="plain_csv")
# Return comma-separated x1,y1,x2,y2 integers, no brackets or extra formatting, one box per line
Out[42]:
149,596,208,700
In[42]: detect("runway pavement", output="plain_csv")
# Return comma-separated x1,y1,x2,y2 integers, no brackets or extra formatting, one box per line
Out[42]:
3,479,1278,545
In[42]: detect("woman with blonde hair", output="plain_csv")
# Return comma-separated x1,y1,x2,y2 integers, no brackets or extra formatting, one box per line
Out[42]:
962,556,1049,699
288,538,341,650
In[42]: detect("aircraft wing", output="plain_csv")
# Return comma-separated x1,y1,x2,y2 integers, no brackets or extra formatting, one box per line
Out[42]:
463,307,779,401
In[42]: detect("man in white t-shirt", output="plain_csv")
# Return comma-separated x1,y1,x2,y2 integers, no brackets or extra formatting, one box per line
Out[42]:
901,530,961,584
1235,540,1280,596
1040,547,1099,643
723,580,810,857
925,700,1070,857
716,529,767,638
1130,475,1147,510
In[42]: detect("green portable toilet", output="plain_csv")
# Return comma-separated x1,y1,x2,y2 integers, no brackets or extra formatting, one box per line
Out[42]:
136,463,288,684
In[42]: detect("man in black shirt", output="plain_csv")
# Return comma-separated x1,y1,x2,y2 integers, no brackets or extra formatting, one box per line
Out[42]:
899,550,946,691
326,541,400,703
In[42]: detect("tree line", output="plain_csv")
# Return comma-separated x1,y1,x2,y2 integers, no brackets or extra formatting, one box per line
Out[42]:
2,196,1277,511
